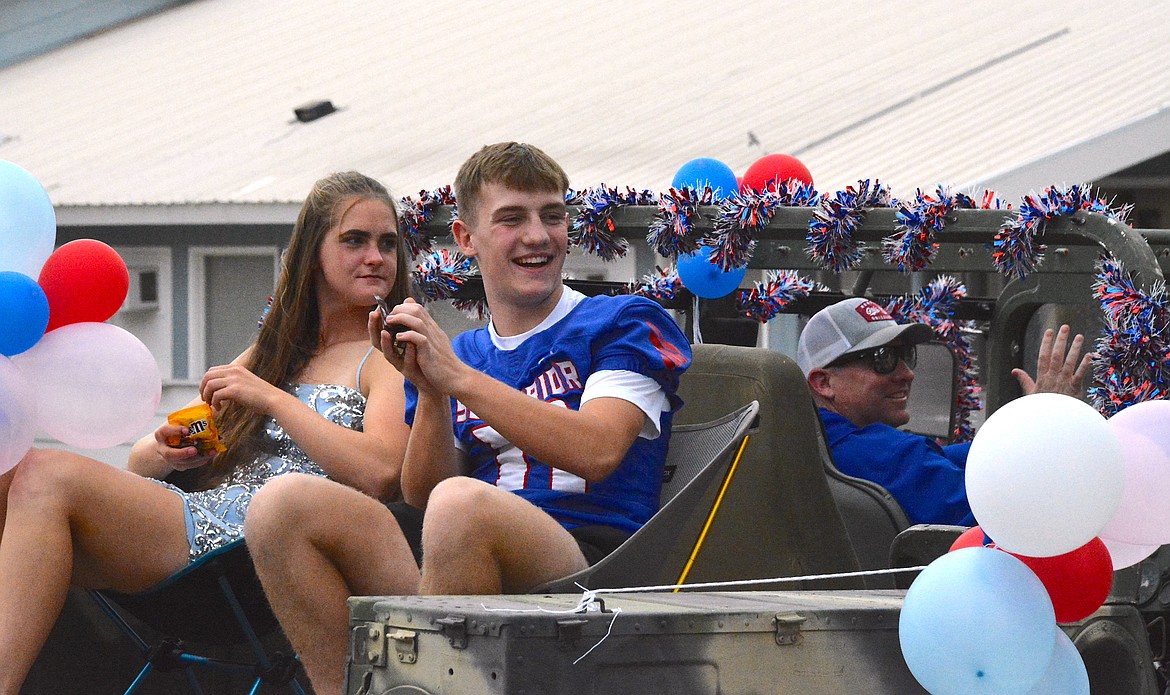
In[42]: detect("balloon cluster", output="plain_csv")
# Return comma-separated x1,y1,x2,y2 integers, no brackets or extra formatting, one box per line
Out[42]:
899,392,1155,694
0,161,161,474
668,153,813,299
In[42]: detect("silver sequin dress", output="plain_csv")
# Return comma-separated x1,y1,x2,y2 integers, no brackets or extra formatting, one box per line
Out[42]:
155,382,366,562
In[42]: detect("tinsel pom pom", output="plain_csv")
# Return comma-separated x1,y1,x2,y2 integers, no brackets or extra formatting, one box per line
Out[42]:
993,184,1131,280
570,185,631,261
624,266,683,302
412,249,474,303
807,179,893,272
1089,256,1170,416
884,186,956,272
452,297,490,322
885,276,981,442
736,270,816,323
647,187,714,258
955,189,1008,210
398,186,458,258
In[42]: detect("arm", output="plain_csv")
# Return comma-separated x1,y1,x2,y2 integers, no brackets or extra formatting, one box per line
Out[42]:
827,418,974,526
199,346,409,500
398,388,462,507
380,299,649,486
1012,324,1093,397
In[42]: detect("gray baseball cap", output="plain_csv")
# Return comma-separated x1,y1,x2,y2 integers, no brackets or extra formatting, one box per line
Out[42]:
796,297,933,375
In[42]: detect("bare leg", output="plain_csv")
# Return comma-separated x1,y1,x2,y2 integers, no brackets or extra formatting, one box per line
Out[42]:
245,474,420,695
419,477,588,595
0,448,190,694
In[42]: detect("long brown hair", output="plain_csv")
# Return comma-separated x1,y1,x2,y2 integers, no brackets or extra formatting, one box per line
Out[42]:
199,172,411,485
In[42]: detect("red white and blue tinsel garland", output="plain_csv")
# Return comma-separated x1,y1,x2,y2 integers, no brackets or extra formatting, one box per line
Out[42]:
623,265,684,302
884,276,981,442
710,181,821,272
992,184,1131,280
646,186,717,258
807,179,894,272
398,186,458,258
736,270,818,323
570,186,656,261
412,249,475,303
1089,256,1170,416
884,186,957,272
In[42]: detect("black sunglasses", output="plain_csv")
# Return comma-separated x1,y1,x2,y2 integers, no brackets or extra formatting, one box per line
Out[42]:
829,344,917,375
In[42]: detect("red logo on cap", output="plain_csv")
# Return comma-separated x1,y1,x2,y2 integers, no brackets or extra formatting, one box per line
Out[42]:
855,300,893,323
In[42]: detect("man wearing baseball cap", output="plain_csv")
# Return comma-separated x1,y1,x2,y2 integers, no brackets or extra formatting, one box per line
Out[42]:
797,297,1090,525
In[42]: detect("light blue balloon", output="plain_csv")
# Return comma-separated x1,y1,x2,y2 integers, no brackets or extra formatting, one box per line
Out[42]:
677,245,747,299
0,160,57,278
1024,630,1089,695
671,157,739,201
899,547,1058,695
0,271,50,357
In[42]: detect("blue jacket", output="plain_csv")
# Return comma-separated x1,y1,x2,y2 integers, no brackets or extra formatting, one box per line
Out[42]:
819,408,975,526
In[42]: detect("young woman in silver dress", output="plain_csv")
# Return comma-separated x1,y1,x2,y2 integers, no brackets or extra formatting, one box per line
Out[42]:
0,171,412,693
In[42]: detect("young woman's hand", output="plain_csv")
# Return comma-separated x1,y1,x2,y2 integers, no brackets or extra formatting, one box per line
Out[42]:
151,421,216,471
200,364,282,413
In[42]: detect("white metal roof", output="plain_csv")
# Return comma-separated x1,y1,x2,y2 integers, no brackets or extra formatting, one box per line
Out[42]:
1,0,1167,224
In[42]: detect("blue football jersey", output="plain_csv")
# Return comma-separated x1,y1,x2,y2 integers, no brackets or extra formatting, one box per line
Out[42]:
405,293,691,534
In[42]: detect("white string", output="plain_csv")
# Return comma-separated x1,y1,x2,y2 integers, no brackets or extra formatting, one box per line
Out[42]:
586,564,927,596
692,294,703,344
476,565,927,664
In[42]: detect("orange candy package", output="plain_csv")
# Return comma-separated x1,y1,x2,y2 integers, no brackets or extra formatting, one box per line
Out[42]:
165,403,227,456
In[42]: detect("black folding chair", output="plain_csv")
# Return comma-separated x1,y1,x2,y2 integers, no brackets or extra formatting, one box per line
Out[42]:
88,538,308,695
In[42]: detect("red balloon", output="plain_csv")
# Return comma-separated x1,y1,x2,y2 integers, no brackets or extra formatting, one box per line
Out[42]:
1011,538,1113,623
740,153,813,193
38,239,130,331
949,525,992,552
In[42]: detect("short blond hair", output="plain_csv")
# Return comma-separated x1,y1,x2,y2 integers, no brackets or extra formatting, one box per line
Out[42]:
454,142,569,224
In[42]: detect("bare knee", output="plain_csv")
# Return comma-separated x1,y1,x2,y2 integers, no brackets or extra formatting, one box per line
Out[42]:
421,478,503,552
7,449,85,507
425,478,493,527
245,473,326,543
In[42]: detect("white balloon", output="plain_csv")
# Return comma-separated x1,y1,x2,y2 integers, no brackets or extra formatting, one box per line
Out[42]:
966,393,1124,557
13,323,161,449
0,160,57,278
1100,535,1160,570
1025,629,1089,695
0,355,37,474
1102,402,1170,545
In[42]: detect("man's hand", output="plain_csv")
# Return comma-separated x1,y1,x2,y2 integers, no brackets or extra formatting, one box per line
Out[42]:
371,298,468,397
1012,325,1093,397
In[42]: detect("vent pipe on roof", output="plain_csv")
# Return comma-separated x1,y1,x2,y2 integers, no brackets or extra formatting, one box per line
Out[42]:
293,100,337,123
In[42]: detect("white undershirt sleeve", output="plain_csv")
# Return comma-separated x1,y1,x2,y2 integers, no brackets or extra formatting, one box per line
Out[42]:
580,369,669,439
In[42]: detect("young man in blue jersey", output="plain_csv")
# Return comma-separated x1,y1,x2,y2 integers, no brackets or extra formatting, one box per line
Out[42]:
798,297,1090,526
245,142,691,692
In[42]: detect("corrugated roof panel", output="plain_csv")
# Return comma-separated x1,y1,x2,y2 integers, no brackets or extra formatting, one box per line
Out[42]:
0,0,1166,214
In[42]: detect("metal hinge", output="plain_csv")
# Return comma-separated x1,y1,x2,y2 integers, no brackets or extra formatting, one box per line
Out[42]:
773,613,806,646
435,615,469,649
352,623,387,666
388,628,418,664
